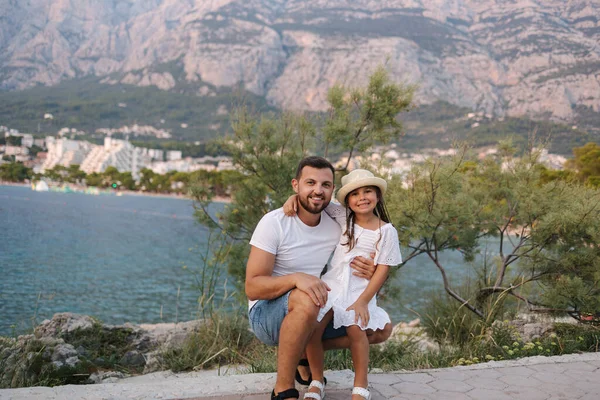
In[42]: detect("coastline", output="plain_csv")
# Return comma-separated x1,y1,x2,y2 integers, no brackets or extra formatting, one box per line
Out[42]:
0,182,232,204
0,181,29,188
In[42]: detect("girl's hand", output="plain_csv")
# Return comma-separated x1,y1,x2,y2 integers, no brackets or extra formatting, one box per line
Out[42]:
283,194,298,216
346,300,370,327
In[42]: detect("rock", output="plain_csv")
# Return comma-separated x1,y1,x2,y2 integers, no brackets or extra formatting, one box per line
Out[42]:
119,350,146,367
64,356,80,368
51,344,79,368
522,323,553,341
87,371,126,384
75,345,88,357
35,313,95,338
138,320,204,350
142,351,163,374
388,320,440,353
1,315,207,388
407,318,421,328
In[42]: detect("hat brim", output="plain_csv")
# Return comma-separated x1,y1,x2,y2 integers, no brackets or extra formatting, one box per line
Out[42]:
336,177,387,206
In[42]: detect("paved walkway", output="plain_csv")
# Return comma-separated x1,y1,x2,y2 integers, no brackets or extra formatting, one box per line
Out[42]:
1,353,599,400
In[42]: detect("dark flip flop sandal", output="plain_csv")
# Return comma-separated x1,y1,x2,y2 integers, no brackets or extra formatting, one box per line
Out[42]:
271,388,299,400
295,359,327,386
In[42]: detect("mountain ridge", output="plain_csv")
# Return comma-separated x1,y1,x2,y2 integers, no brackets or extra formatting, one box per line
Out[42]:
1,0,599,125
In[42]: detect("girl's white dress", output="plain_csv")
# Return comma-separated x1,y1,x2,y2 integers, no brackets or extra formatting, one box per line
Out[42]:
317,203,402,330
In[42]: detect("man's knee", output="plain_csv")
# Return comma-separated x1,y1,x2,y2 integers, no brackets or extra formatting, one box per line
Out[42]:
288,289,319,319
367,322,393,344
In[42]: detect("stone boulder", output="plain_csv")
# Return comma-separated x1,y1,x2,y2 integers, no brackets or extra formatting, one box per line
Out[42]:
387,318,440,353
500,313,562,342
51,343,80,368
0,334,86,389
2,313,208,388
35,313,95,338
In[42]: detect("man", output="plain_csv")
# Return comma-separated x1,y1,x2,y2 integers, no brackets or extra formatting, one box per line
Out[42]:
246,156,392,400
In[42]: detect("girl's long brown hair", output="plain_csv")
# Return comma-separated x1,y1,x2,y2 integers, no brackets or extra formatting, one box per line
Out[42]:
342,186,391,251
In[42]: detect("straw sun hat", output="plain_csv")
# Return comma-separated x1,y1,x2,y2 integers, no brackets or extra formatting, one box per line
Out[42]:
336,169,387,207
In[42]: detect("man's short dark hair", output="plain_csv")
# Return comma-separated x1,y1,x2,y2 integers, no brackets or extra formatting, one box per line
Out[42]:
295,156,335,179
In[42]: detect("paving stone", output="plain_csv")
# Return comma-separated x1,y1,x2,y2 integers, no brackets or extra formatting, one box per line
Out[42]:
531,371,577,385
330,390,359,400
563,369,600,382
468,377,507,390
432,392,473,400
371,383,400,398
537,382,588,399
529,363,568,374
369,374,402,385
428,370,470,382
498,374,542,387
580,394,600,400
470,369,504,380
466,388,513,400
581,382,600,395
546,397,582,400
388,395,431,400
391,382,437,395
504,386,552,400
560,362,598,372
494,366,536,376
428,379,473,393
394,373,434,384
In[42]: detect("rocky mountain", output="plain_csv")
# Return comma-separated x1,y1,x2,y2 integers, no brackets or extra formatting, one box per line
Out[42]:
1,0,599,123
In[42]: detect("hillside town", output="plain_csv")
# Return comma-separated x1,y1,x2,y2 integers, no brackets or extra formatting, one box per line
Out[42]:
0,123,569,183
0,126,234,180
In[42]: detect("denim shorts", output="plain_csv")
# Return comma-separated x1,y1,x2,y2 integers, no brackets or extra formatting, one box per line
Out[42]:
248,292,347,346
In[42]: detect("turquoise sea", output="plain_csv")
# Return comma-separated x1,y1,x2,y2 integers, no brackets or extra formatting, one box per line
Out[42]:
0,185,474,337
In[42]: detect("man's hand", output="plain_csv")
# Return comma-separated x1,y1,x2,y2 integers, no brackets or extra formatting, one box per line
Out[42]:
346,299,370,327
283,194,298,216
350,252,377,279
294,272,330,307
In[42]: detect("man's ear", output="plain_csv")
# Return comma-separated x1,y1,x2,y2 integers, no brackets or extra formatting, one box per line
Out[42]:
291,179,299,194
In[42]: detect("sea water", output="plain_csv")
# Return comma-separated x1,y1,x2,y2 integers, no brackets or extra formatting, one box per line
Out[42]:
0,185,475,336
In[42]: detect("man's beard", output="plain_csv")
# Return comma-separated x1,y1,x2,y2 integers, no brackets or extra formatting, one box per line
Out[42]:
298,194,329,214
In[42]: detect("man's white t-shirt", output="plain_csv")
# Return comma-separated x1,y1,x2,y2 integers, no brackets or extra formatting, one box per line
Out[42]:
248,208,341,310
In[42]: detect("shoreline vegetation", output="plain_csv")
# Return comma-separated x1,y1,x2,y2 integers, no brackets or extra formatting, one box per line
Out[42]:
0,163,241,201
0,181,232,203
1,312,598,389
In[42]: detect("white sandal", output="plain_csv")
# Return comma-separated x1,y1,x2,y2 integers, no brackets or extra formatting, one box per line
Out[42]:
352,386,371,400
303,380,325,400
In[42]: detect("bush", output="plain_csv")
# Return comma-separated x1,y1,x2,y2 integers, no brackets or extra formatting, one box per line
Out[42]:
160,313,262,372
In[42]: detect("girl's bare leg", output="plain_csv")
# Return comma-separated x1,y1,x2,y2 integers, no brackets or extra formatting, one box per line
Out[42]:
322,322,392,350
305,310,333,395
346,325,369,399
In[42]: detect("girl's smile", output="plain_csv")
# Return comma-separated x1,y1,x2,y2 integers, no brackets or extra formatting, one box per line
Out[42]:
347,186,378,216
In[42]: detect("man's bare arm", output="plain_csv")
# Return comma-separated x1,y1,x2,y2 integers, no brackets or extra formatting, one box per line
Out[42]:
245,246,331,306
245,246,295,301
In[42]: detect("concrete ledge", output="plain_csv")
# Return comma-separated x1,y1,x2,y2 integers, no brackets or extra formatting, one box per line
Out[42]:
1,353,599,400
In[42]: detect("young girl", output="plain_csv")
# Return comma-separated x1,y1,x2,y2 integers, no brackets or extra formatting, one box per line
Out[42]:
284,169,402,400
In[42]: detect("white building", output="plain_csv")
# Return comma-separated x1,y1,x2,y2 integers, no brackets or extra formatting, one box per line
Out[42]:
80,137,150,179
217,159,235,171
41,137,95,172
4,132,34,148
166,150,183,161
4,145,29,156
140,148,164,161
149,158,213,174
